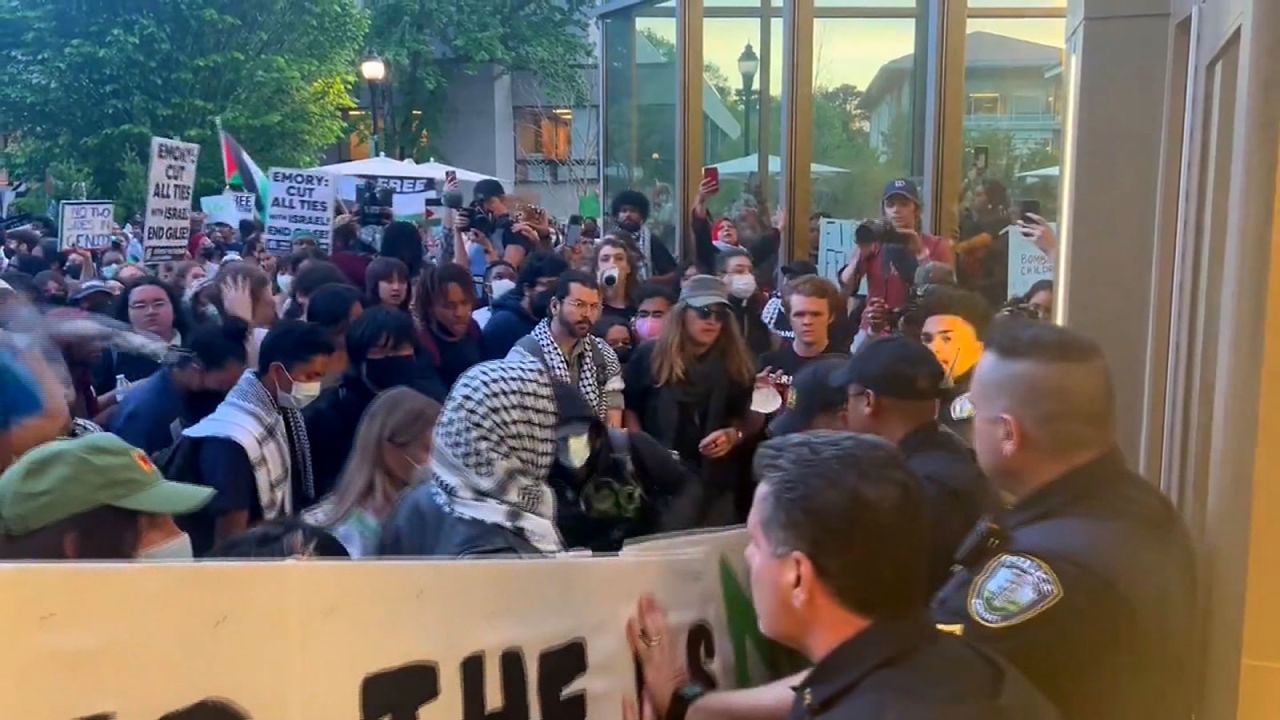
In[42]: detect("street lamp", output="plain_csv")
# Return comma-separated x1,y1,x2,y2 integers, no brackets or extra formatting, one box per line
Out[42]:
737,42,760,157
359,51,387,156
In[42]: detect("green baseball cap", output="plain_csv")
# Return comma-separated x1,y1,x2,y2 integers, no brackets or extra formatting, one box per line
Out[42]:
0,434,216,536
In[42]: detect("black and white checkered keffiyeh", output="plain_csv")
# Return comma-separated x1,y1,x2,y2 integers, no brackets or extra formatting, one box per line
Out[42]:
429,357,564,553
515,318,620,423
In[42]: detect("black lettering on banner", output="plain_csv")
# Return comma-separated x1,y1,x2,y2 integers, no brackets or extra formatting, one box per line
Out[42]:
685,622,718,690
537,639,588,720
158,698,253,720
461,649,530,720
361,661,441,720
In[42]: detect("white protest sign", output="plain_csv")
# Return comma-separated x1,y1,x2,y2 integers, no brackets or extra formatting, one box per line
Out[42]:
231,191,257,220
143,136,200,262
199,195,237,226
1006,224,1055,298
0,549,735,719
265,167,337,255
57,200,114,250
337,175,438,221
817,218,868,295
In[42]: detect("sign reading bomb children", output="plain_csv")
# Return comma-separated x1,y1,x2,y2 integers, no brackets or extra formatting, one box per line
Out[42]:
57,201,114,250
144,137,200,263
264,168,336,255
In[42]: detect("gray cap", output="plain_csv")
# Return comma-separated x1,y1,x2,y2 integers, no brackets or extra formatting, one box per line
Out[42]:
680,274,730,309
70,280,113,302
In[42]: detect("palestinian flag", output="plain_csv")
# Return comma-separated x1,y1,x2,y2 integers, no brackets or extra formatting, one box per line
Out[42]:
219,129,269,215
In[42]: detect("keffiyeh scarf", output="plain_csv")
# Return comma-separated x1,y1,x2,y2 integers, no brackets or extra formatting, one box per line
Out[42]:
429,358,564,553
516,319,620,423
183,370,314,519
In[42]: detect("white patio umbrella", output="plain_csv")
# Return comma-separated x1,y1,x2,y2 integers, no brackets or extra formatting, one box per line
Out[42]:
1017,165,1060,178
314,156,500,183
709,153,849,178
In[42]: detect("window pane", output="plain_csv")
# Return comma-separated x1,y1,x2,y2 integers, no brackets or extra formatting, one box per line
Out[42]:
969,0,1066,7
812,16,918,224
603,6,680,254
956,18,1066,308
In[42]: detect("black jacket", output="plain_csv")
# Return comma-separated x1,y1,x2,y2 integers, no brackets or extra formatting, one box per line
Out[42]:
791,615,1059,719
931,451,1197,720
482,289,538,360
378,483,542,558
302,374,377,501
728,295,774,357
898,422,994,593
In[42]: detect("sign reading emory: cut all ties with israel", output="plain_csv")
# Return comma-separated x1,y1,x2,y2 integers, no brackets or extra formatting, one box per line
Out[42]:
143,136,200,262
264,167,336,256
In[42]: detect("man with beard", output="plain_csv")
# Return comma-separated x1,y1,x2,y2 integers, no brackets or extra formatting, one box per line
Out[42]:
510,270,624,428
109,319,250,456
482,250,568,360
611,190,678,281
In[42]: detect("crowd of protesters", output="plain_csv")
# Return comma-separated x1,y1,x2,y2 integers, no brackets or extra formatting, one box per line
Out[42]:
0,170,1194,719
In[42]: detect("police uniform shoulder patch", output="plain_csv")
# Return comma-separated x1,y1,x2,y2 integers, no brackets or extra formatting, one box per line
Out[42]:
950,393,975,422
967,553,1062,628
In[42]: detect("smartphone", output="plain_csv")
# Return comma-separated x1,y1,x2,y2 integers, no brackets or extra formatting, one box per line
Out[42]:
565,215,583,246
1019,199,1042,223
445,170,457,187
973,146,990,172
703,166,720,194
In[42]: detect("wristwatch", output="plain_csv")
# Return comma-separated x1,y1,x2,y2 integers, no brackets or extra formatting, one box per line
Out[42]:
666,682,709,720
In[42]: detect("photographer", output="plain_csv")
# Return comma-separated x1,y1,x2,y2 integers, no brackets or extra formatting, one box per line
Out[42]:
460,179,539,270
838,216,918,318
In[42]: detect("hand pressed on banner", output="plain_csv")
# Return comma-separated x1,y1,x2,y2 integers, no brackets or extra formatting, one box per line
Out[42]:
627,595,688,720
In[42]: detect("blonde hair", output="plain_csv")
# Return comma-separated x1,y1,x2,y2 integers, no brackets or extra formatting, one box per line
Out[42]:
314,387,441,527
651,300,756,388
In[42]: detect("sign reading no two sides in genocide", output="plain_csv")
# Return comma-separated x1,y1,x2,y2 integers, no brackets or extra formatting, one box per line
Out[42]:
57,200,115,250
143,136,200,263
264,167,336,256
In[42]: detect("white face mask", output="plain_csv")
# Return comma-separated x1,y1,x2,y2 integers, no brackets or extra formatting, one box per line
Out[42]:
277,273,294,295
558,433,592,470
275,364,321,410
727,273,757,300
138,532,193,561
490,278,516,300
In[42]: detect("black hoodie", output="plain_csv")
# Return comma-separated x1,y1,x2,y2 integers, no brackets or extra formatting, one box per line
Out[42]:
482,288,538,360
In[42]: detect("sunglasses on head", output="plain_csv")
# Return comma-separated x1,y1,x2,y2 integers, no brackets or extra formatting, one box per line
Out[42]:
691,304,728,321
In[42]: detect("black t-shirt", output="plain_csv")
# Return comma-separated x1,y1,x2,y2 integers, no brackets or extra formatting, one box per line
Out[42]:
182,437,261,556
757,342,848,405
425,324,484,390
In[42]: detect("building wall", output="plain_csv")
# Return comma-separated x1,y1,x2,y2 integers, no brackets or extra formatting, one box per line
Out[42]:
433,65,515,183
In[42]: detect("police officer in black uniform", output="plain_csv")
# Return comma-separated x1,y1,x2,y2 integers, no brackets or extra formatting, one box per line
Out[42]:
626,433,1057,720
931,318,1197,720
771,338,995,593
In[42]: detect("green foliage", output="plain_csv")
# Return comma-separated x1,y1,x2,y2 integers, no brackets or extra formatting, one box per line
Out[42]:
0,0,367,204
366,0,595,161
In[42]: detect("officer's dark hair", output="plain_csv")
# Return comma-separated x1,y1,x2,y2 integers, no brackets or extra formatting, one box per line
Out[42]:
256,320,334,376
346,306,417,368
554,269,599,302
753,431,928,618
518,251,569,290
184,317,250,372
715,248,753,275
983,317,1115,453
611,190,650,221
917,285,993,339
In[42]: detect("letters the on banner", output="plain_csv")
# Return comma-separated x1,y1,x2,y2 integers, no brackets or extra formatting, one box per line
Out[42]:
1,535,747,720
58,201,114,250
264,168,336,256
144,137,200,263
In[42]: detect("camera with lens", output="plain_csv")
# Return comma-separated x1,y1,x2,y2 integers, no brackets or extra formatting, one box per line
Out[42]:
854,218,907,247
357,178,394,227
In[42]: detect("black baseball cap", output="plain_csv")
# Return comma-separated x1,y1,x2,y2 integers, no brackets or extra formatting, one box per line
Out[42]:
474,179,506,202
832,336,946,401
882,178,921,205
768,357,853,437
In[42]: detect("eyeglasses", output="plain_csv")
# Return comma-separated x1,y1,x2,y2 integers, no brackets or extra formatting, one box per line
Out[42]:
564,298,602,313
691,305,728,322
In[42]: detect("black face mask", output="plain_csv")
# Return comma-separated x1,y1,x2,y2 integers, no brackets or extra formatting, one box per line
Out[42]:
3,246,15,259
363,355,417,391
612,346,632,364
45,294,68,306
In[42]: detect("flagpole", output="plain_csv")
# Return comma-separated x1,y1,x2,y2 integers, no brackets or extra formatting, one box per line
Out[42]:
214,116,229,187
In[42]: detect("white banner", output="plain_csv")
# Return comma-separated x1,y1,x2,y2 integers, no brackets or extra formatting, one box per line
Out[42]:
143,137,200,263
1006,224,1055,299
337,175,439,221
0,535,759,719
265,168,337,255
200,192,256,227
57,200,114,250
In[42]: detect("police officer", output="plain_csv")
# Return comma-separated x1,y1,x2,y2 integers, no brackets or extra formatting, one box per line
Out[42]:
931,318,1197,720
911,286,992,445
625,433,1057,720
772,339,994,592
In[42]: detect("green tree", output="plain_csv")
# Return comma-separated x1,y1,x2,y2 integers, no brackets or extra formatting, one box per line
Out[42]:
366,0,595,161
0,0,367,203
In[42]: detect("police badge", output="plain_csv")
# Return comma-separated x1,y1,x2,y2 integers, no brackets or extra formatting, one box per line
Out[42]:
967,553,1062,627
950,392,976,422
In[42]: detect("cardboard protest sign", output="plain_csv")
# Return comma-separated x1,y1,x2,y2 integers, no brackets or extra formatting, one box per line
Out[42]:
201,192,257,228
143,137,200,263
1006,224,1055,298
264,168,337,255
57,200,114,250
0,547,734,720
